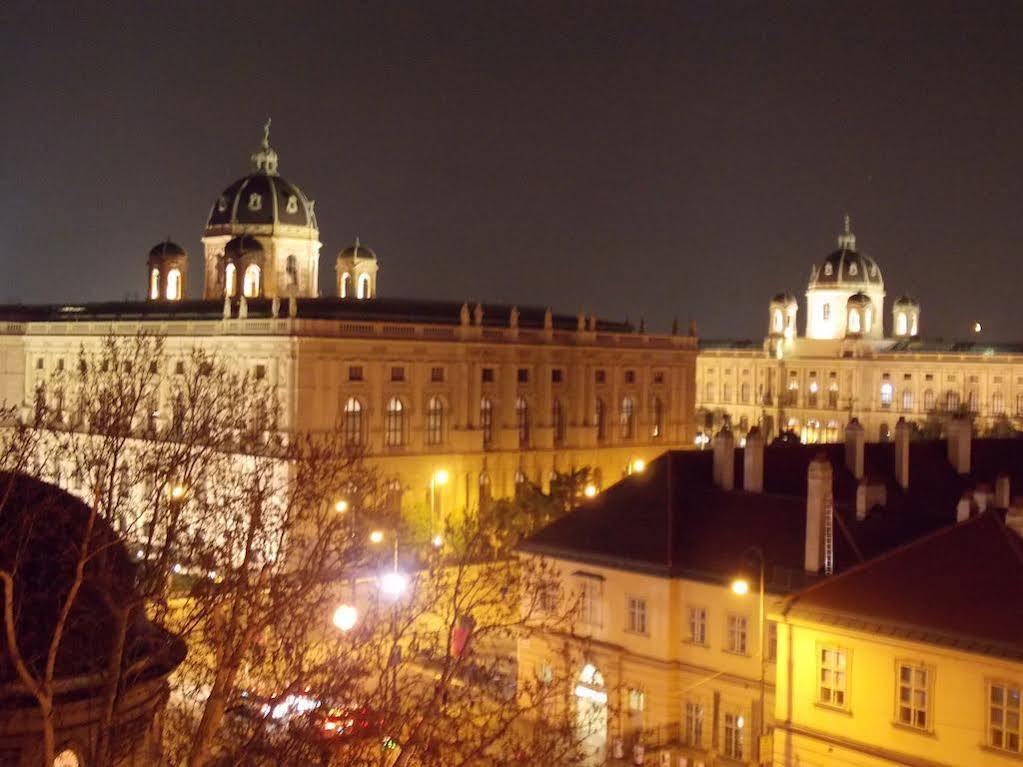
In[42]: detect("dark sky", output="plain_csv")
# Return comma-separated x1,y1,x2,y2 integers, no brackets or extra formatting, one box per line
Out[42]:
3,1,1022,339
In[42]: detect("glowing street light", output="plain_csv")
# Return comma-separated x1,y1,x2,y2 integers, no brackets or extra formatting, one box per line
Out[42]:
379,571,408,598
170,484,186,500
432,469,450,486
731,578,750,596
334,499,349,513
369,530,384,544
332,604,358,632
583,483,598,499
631,458,646,474
431,534,444,548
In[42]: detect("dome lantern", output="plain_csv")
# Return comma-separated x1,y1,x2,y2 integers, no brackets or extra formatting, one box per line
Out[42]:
336,237,380,299
146,240,187,301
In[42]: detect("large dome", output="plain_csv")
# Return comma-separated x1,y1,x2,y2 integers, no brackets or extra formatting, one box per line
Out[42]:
809,217,883,288
204,122,318,235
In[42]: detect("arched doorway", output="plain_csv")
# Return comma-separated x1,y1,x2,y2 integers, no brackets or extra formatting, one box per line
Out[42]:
575,663,608,765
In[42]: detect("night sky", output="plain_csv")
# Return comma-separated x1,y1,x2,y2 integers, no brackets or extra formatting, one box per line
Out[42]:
3,1,1023,340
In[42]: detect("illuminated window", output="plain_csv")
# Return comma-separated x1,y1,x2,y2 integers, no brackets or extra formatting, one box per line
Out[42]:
53,750,80,767
989,682,1022,753
687,606,707,645
425,396,444,446
552,398,565,446
740,382,750,404
910,314,919,335
896,312,908,335
946,391,960,411
385,397,405,447
828,380,839,408
822,303,830,321
880,381,893,407
723,712,744,759
968,390,979,413
166,268,181,300
595,398,606,442
684,702,704,747
993,392,1005,415
650,396,663,438
516,396,529,447
865,307,873,332
924,389,935,411
848,308,861,334
242,264,261,297
897,662,931,730
286,255,298,287
357,273,371,299
149,268,160,299
340,272,351,298
818,647,848,708
480,397,493,446
626,596,647,635
628,688,645,713
620,396,635,439
224,263,237,296
579,578,603,627
726,614,748,654
902,389,913,412
773,309,783,333
342,397,363,446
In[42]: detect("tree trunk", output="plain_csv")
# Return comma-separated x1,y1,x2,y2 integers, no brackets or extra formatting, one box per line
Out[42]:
94,606,130,767
186,661,237,767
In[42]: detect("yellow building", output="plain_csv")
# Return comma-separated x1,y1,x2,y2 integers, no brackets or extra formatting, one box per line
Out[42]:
773,509,1023,767
519,415,1023,766
0,126,698,530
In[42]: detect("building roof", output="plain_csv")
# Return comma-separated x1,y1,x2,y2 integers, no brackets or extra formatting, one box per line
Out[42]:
810,248,884,288
782,510,1023,661
520,438,1023,593
206,171,317,232
0,297,635,334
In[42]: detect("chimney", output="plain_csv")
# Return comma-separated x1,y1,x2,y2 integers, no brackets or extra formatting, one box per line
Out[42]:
1007,497,1023,539
946,416,971,475
743,427,765,492
856,477,888,521
844,419,864,480
894,417,910,490
805,454,833,573
956,491,973,522
712,427,735,491
995,474,1011,508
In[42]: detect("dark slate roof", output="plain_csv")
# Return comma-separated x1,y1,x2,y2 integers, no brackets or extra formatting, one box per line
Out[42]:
811,248,883,286
886,338,1023,355
148,240,185,258
338,241,378,261
782,511,1023,661
206,172,316,230
0,297,634,333
520,439,1023,593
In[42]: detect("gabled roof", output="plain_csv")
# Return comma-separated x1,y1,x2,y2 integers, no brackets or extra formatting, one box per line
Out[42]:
783,511,1023,661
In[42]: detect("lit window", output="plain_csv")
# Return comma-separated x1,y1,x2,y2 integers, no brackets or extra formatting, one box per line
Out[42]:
340,272,351,298
53,750,80,767
342,397,363,446
897,662,930,730
823,303,830,321
620,396,635,439
773,309,783,332
687,606,707,645
149,268,160,299
385,397,405,447
650,396,663,438
242,264,261,297
626,596,647,635
896,312,908,335
516,396,529,447
865,307,873,332
684,702,704,747
426,396,444,446
946,391,960,411
910,314,919,335
993,392,1005,415
989,682,1022,753
880,381,893,407
740,383,750,404
224,262,237,296
628,688,646,714
818,647,849,708
357,273,371,299
924,389,935,411
166,268,182,300
726,614,748,654
480,398,493,446
579,578,603,628
848,308,861,333
968,390,979,413
723,712,744,760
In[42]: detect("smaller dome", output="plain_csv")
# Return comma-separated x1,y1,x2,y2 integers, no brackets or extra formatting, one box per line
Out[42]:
847,291,872,307
149,240,185,258
224,235,265,258
893,293,918,307
338,238,377,261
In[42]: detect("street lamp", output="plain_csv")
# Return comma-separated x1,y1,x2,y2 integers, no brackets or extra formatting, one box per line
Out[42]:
334,499,349,513
630,458,646,474
332,604,358,632
583,483,598,499
430,469,449,539
369,529,385,544
170,484,186,500
731,546,767,763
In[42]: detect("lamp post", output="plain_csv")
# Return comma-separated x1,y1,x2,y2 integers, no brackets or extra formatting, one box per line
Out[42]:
429,468,449,539
731,546,766,763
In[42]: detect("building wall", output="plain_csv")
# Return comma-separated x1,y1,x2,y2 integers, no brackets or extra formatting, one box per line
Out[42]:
773,616,1023,767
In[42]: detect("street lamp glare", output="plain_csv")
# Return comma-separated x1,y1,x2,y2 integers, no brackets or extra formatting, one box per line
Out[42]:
631,458,646,474
332,604,358,632
731,578,750,596
170,484,186,500
583,483,598,498
380,571,408,598
369,530,385,544
334,499,349,513
431,534,443,548
433,469,449,486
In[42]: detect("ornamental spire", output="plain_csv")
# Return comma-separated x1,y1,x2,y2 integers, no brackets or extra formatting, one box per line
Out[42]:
837,213,856,250
251,117,279,175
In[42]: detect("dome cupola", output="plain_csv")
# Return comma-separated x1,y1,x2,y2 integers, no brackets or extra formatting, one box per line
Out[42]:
892,294,920,338
146,240,187,301
768,292,798,339
336,237,379,299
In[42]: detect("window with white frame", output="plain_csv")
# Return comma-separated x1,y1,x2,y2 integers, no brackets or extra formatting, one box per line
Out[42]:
896,662,930,730
902,389,913,412
684,701,704,747
723,712,744,759
726,613,749,654
626,596,647,635
628,688,645,714
480,397,493,446
818,646,849,708
385,397,405,447
989,682,1021,753
687,606,707,645
425,396,444,446
579,577,603,628
880,381,893,407
342,397,363,446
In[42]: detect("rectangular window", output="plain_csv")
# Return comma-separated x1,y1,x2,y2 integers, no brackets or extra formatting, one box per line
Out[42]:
653,371,664,384
551,368,563,384
390,366,405,382
989,682,1022,753
624,370,636,384
726,614,749,654
579,578,603,628
818,647,849,708
174,361,185,375
517,367,529,383
684,701,704,747
481,367,494,383
348,365,363,381
430,366,445,382
626,596,647,635
687,607,707,645
823,303,830,321
254,364,267,380
897,662,930,730
35,357,44,370
628,688,645,713
766,621,778,662
723,712,744,760
595,369,606,384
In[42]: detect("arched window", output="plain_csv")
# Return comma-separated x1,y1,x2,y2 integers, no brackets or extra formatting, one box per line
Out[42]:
166,268,181,300
967,390,979,413
896,312,908,336
342,397,363,446
385,397,405,447
224,262,237,297
516,396,529,447
740,382,750,404
924,389,935,412
243,264,261,297
650,396,663,438
807,380,819,407
721,383,731,403
864,307,873,333
514,468,528,498
828,380,839,409
552,398,565,446
478,472,492,513
340,272,351,298
595,398,606,442
149,268,160,299
53,749,81,767
357,273,371,299
620,396,635,439
902,389,914,412
993,391,1005,415
286,255,298,287
910,314,919,335
480,397,493,446
946,391,960,412
772,309,783,333
426,396,444,446
385,479,403,516
848,308,861,334
880,382,893,408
